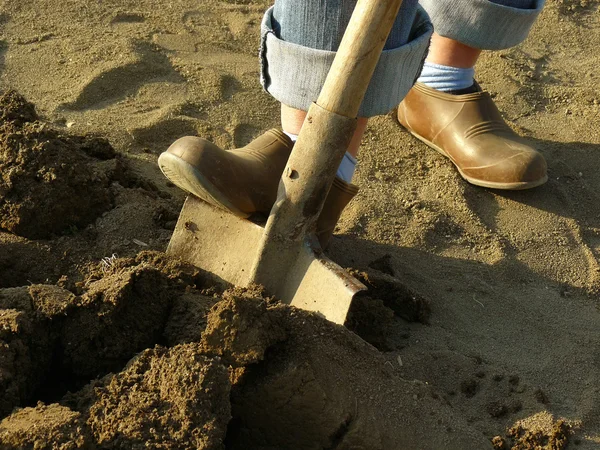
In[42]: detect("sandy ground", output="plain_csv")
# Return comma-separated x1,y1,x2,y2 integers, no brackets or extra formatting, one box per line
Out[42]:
0,0,599,448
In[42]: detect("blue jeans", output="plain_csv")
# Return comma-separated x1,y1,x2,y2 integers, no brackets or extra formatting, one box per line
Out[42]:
421,0,545,50
260,0,545,117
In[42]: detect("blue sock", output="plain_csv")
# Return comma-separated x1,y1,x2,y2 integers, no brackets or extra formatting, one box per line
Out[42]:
417,0,534,92
417,61,475,92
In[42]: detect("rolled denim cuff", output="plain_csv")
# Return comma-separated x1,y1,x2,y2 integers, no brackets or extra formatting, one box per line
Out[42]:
420,0,545,50
260,6,433,118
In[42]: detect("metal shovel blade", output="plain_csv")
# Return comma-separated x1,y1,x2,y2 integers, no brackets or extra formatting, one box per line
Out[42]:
167,196,366,325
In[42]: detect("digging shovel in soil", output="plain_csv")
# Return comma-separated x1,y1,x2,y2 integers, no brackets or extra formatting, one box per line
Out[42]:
166,0,405,325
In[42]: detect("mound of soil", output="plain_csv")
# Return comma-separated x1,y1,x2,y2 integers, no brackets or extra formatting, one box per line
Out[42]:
200,286,287,366
216,293,486,449
61,265,174,377
57,251,213,381
0,237,56,288
0,256,489,449
0,90,117,239
69,345,231,449
1,346,231,450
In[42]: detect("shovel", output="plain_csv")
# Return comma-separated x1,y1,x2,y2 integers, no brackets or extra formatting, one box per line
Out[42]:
166,0,405,325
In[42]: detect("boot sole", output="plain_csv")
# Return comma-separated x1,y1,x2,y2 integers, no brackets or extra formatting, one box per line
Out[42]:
158,152,250,218
406,130,548,190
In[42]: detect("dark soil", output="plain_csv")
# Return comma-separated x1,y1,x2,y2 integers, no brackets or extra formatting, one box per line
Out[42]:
355,269,431,324
61,265,174,377
0,252,207,419
345,270,431,351
212,290,486,449
0,237,54,288
0,90,117,239
200,286,287,367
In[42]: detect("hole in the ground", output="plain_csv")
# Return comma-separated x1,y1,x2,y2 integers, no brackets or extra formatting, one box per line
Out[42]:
344,269,431,351
353,269,431,324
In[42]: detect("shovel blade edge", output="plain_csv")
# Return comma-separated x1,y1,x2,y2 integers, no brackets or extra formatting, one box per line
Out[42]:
282,240,367,325
167,196,366,325
166,196,263,286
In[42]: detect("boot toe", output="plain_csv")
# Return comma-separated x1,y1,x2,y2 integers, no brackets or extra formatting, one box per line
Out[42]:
165,136,218,166
158,130,294,217
514,149,548,184
461,139,548,190
159,136,250,216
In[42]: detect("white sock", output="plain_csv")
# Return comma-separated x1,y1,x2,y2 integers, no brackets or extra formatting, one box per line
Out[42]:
283,131,298,142
417,61,475,92
283,131,356,183
336,152,357,183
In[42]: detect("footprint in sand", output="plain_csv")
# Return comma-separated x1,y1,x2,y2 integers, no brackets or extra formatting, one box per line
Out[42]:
60,41,184,111
182,5,263,42
182,10,230,36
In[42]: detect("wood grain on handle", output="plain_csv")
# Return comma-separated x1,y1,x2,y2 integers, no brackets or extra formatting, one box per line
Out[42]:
317,0,404,118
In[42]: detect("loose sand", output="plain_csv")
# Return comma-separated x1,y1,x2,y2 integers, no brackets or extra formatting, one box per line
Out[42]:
0,0,599,448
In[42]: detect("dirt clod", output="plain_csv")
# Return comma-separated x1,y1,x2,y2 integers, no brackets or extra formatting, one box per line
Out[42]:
200,287,287,367
0,287,62,418
492,435,507,449
507,419,571,450
0,403,91,450
346,294,396,351
354,270,431,324
0,91,38,126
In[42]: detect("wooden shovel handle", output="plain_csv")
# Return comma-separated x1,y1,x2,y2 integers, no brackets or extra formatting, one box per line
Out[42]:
317,0,404,118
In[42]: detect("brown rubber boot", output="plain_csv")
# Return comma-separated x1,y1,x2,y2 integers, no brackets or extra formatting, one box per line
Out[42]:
316,177,359,249
158,129,292,217
159,129,357,248
398,83,547,190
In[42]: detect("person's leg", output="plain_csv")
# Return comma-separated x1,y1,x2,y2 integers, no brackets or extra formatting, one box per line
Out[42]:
273,0,422,170
398,0,548,190
160,0,433,247
280,104,368,159
426,34,481,70
419,0,537,92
